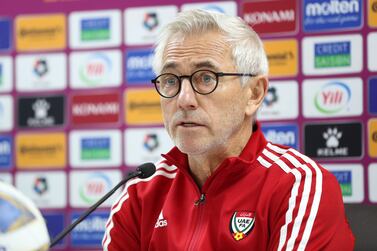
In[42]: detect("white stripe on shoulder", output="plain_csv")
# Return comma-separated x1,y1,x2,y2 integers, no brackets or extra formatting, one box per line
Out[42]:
257,142,288,168
283,153,313,251
289,149,323,251
262,148,279,162
270,144,322,251
102,168,177,250
257,156,272,168
267,142,288,154
275,159,302,251
156,161,178,172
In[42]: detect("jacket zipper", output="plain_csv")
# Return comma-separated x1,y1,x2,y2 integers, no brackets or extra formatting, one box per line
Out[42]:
187,193,206,251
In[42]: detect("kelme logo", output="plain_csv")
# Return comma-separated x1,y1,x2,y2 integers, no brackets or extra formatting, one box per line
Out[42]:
314,81,351,114
229,211,255,241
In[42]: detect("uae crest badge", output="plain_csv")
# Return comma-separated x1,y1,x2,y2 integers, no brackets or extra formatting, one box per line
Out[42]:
229,211,255,241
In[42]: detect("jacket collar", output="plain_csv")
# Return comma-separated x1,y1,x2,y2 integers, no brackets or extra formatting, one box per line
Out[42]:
161,121,267,170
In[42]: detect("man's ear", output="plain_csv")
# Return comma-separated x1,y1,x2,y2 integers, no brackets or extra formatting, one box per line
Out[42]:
245,75,268,116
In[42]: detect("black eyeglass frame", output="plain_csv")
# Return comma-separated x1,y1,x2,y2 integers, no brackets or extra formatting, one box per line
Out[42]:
151,69,257,98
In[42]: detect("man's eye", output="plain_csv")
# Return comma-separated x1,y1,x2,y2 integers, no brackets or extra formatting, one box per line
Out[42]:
165,78,177,85
202,74,213,83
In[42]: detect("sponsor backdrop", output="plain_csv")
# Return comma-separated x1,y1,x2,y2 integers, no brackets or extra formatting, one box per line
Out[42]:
0,0,376,249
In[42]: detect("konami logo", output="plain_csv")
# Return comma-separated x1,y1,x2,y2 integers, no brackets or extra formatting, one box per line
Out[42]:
242,0,297,35
71,92,120,125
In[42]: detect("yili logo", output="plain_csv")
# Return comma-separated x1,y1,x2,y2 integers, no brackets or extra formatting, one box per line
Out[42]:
229,211,255,241
81,18,110,41
80,53,112,85
79,173,112,204
314,41,350,68
331,170,352,196
314,81,351,114
81,137,110,160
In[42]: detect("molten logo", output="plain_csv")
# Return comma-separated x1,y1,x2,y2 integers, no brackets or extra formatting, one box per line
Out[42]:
314,82,350,114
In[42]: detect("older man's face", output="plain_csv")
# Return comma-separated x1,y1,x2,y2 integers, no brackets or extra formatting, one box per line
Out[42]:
159,31,254,156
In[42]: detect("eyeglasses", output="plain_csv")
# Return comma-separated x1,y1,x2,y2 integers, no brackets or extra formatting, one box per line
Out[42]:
151,69,257,98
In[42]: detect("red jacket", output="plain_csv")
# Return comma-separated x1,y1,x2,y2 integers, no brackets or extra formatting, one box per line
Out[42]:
103,125,354,251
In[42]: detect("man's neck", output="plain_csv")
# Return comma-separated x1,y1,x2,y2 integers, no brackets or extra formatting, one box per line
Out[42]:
187,126,253,188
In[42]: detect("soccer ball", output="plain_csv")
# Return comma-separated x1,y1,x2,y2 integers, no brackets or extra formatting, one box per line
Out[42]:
0,181,50,251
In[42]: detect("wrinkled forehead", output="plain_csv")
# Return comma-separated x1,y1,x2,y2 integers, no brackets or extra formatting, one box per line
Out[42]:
161,32,234,73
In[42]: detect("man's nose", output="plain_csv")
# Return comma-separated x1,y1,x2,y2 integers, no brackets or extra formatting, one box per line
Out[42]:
176,78,198,110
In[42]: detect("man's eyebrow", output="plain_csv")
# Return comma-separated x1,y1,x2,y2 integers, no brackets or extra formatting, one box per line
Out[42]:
193,61,218,70
161,62,178,73
160,60,219,73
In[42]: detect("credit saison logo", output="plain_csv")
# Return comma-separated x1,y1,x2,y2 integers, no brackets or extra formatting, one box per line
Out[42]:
331,170,352,196
81,137,110,160
314,81,351,114
243,8,294,25
81,18,110,41
314,41,350,68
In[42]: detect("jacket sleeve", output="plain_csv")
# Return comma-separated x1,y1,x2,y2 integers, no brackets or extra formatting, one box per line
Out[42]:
102,184,141,251
267,164,355,251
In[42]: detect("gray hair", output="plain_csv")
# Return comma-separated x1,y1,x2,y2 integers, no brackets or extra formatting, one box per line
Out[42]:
152,9,269,84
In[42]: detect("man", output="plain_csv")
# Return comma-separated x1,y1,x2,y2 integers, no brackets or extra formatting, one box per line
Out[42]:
103,9,354,250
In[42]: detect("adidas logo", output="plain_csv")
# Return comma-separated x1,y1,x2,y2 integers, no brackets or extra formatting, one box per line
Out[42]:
154,210,168,228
